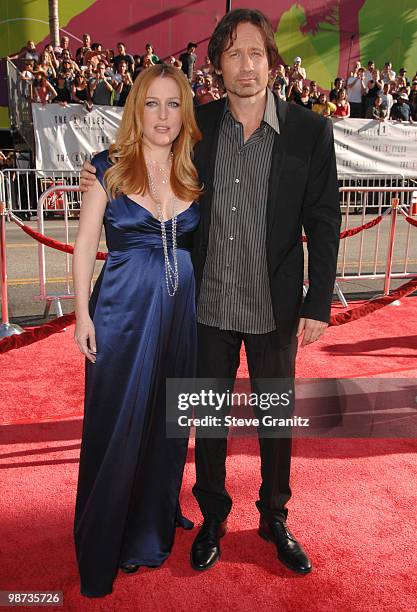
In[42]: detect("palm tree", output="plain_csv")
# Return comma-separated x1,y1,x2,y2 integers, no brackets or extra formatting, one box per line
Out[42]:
49,0,60,47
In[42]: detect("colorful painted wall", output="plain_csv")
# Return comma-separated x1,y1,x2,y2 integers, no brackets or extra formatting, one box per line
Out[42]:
1,0,417,128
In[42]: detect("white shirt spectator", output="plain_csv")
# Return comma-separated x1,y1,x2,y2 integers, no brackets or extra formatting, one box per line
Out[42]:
379,92,394,115
347,75,364,103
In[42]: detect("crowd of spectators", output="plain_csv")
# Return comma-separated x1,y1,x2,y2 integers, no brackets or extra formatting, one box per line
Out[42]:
274,57,417,122
8,35,219,110
7,36,417,121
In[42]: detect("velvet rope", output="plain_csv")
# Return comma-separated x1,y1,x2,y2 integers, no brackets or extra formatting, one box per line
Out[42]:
1,275,416,352
329,276,417,326
302,214,383,242
0,312,76,354
11,217,107,260
404,215,417,228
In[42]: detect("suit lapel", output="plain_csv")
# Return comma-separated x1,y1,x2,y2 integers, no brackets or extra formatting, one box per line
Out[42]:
266,96,288,243
196,98,225,243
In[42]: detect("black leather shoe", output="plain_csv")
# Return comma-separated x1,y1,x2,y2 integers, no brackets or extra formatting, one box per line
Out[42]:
119,563,140,574
258,517,312,574
190,517,227,571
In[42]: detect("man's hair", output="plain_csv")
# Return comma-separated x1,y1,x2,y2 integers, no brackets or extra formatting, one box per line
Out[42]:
187,42,197,50
117,42,125,48
208,8,278,72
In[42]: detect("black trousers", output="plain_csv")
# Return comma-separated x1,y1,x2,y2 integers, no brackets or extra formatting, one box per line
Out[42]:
192,323,298,524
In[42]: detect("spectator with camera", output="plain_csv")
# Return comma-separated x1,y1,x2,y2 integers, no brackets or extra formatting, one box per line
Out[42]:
76,34,91,65
113,60,133,106
380,62,396,84
140,43,160,66
89,62,114,105
289,56,306,87
83,43,108,70
347,65,366,117
363,60,380,89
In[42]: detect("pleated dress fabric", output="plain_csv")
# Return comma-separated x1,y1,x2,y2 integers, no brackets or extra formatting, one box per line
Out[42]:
74,150,199,597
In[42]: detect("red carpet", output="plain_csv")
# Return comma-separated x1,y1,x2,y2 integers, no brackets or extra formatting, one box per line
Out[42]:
1,298,417,610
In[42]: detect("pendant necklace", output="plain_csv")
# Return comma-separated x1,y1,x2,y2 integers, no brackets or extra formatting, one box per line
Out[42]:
146,155,179,296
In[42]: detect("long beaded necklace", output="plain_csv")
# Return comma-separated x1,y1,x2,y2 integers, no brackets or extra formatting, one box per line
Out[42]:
146,155,179,297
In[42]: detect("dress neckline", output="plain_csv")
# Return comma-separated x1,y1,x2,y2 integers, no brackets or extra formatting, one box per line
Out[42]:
123,195,197,222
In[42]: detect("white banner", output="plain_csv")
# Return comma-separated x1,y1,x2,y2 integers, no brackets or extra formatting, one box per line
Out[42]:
32,105,417,177
32,103,123,171
332,118,417,177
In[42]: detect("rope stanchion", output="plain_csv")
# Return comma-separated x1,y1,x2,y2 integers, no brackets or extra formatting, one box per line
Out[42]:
0,311,75,354
9,212,107,260
330,276,417,326
302,214,383,242
2,276,416,352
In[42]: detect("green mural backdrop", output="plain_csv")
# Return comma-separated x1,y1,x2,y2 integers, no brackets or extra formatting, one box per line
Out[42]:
1,1,417,129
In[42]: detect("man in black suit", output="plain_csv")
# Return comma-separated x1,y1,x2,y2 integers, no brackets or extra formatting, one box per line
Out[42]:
189,9,340,575
80,8,340,576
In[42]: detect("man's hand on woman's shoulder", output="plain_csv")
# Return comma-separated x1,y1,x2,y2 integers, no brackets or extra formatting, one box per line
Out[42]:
80,160,97,191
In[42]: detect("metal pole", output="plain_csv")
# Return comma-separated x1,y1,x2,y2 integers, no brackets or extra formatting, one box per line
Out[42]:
226,1,232,13
0,201,23,338
383,197,398,296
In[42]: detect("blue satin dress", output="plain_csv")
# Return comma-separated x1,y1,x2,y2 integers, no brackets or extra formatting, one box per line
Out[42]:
74,150,199,597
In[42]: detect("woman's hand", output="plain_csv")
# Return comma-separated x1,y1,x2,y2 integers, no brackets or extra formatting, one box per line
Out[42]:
74,316,97,362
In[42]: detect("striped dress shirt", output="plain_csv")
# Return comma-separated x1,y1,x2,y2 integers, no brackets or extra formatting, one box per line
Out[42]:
197,88,279,334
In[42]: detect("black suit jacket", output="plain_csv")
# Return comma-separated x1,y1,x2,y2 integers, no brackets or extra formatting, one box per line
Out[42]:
192,94,341,346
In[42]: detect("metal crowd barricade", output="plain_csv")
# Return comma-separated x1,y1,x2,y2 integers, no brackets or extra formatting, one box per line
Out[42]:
2,168,81,217
37,184,83,318
334,186,417,304
0,171,24,337
4,178,416,321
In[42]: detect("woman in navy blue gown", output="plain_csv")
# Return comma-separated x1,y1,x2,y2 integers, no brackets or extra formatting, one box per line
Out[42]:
72,64,202,597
